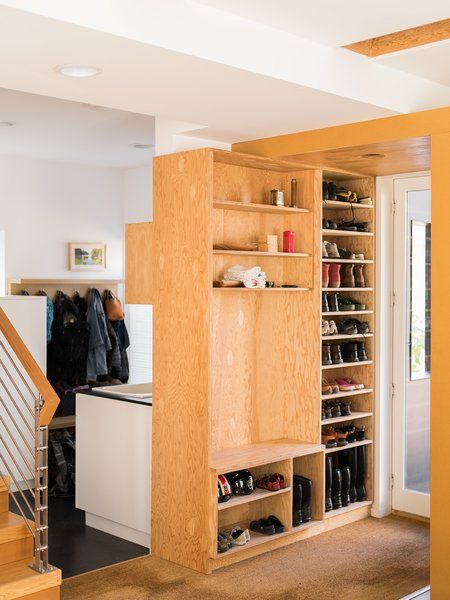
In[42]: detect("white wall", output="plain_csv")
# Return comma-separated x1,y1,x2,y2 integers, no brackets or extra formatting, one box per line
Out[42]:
0,154,124,282
122,163,153,224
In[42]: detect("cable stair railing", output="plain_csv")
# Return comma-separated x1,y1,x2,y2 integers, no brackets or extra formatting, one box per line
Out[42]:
0,305,60,575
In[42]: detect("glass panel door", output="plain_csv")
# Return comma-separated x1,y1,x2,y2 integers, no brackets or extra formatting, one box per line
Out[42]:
392,177,430,517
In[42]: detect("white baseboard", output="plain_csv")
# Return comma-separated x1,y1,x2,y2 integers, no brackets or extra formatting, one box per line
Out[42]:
86,512,150,549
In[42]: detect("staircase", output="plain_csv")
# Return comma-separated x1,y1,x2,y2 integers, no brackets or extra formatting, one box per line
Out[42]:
0,307,61,599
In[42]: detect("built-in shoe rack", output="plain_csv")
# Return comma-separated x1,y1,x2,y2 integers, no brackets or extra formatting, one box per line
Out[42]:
127,148,375,574
321,175,375,516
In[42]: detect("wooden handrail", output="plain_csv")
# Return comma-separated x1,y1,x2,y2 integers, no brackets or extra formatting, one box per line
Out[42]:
0,306,60,426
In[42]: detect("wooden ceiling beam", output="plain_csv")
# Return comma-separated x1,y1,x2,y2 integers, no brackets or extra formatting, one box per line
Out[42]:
345,19,450,57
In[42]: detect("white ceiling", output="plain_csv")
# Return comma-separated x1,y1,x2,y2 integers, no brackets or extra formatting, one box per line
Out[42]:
0,1,447,146
376,40,450,87
0,88,155,167
194,0,450,46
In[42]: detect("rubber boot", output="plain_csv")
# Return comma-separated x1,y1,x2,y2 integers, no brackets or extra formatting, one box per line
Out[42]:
354,264,365,288
292,475,303,527
348,447,358,502
356,445,367,501
341,263,355,287
325,455,333,512
297,476,312,523
341,466,351,507
328,263,341,288
331,468,342,509
322,263,330,288
322,344,332,366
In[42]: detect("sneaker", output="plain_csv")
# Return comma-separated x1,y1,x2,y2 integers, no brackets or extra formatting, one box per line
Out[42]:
328,320,338,335
337,319,358,335
338,297,356,311
218,530,230,553
322,241,328,258
324,241,339,258
358,196,372,205
322,319,331,335
354,319,370,334
338,248,355,260
341,297,366,311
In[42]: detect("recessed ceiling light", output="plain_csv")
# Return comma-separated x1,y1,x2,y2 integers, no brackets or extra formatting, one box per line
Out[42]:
55,64,102,78
361,153,386,159
0,121,15,127
132,143,154,149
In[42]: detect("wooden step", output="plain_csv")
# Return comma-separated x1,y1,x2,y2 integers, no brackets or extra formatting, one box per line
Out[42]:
0,513,34,568
0,559,61,600
0,478,10,514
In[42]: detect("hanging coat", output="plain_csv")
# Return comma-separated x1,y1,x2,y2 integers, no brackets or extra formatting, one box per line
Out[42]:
86,288,111,380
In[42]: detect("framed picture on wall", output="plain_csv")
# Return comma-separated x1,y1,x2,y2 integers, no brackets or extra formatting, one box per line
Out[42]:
69,242,106,271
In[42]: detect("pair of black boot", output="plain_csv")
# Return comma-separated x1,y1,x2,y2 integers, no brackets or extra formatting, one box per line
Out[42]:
325,445,367,511
292,475,313,526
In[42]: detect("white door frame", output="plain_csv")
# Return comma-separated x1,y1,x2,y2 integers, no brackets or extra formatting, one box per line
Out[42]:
391,175,430,518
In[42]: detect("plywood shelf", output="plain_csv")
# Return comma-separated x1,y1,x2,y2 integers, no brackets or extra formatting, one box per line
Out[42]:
322,360,373,370
218,487,290,511
213,250,309,258
322,200,373,210
214,287,310,292
49,415,76,430
323,310,373,316
322,334,373,341
213,200,310,214
321,411,373,425
324,500,372,519
322,288,373,292
321,388,373,400
325,439,373,454
322,230,374,237
211,440,324,472
323,258,373,264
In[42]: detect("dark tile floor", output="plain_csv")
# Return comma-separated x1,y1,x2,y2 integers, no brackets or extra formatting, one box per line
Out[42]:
12,493,148,578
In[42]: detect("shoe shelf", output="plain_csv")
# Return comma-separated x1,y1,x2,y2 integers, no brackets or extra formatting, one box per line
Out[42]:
325,439,373,454
213,200,310,214
322,360,373,370
321,388,373,400
214,287,310,292
324,500,372,519
321,411,373,425
322,230,374,237
322,287,373,292
213,250,310,258
322,334,373,341
218,486,291,511
322,258,373,264
322,200,373,210
216,521,290,557
322,310,373,316
210,440,324,473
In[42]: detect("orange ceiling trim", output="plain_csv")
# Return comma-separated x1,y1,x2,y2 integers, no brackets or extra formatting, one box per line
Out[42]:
344,18,450,57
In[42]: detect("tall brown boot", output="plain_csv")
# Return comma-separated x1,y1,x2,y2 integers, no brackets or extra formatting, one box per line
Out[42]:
354,264,365,288
341,264,355,288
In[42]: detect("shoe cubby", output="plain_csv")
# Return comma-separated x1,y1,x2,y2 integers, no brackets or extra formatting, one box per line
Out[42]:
136,148,375,574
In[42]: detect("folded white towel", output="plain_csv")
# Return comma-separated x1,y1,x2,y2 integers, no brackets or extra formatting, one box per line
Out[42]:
223,264,266,288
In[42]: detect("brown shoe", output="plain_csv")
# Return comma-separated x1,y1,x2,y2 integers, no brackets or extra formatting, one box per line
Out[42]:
354,264,365,287
328,263,341,288
341,264,355,288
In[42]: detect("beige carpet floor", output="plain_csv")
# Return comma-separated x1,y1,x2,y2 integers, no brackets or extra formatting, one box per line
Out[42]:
62,515,429,600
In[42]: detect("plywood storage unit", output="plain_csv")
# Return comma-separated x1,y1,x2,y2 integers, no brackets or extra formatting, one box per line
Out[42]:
321,174,376,515
125,148,375,573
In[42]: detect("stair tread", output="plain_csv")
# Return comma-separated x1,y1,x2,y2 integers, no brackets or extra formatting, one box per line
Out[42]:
0,478,9,493
0,559,61,598
0,513,33,543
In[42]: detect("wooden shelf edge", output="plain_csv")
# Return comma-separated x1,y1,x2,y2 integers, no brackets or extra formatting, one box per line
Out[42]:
322,334,374,341
218,486,290,511
323,311,373,316
322,230,374,237
321,412,373,425
322,288,374,292
325,440,373,454
324,500,372,519
323,259,373,264
214,287,310,292
49,416,76,430
321,388,373,400
322,200,373,210
322,361,373,370
213,250,310,257
213,200,310,214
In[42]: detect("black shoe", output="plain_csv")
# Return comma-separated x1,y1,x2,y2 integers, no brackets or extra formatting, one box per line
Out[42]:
292,475,303,526
356,446,367,501
337,319,358,335
330,402,341,418
355,320,370,334
322,181,329,200
338,248,355,260
296,476,313,523
340,401,351,416
328,181,337,201
338,297,356,311
332,468,342,509
327,293,339,312
325,456,333,512
356,341,368,361
341,342,359,362
331,344,343,364
322,344,332,366
322,293,329,312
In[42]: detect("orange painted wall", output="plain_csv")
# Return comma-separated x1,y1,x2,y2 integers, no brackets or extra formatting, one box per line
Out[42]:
233,107,450,596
